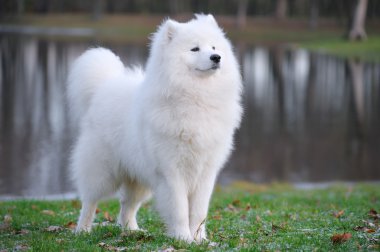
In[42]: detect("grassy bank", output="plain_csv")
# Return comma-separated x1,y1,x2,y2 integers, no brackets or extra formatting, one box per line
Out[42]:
1,183,379,251
1,14,380,61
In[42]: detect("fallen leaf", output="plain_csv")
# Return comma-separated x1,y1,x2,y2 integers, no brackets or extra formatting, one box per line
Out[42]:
65,221,77,229
331,233,352,244
71,200,81,209
354,226,365,231
256,215,262,222
41,210,55,216
45,226,63,232
98,242,107,248
353,225,376,233
212,215,222,220
96,208,101,214
365,228,376,233
272,224,283,232
333,210,345,218
226,204,237,212
4,214,12,223
368,244,380,249
0,222,11,231
120,231,128,237
368,209,379,220
103,231,113,238
158,247,175,252
15,229,29,235
232,199,241,207
56,238,65,244
245,203,251,211
104,212,113,222
264,210,272,216
14,244,29,251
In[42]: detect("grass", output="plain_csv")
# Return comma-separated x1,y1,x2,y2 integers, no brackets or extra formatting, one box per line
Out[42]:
1,183,379,251
301,35,380,62
1,14,380,61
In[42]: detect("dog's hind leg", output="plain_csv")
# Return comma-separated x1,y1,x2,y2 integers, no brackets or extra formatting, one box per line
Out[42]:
117,180,151,230
72,135,120,233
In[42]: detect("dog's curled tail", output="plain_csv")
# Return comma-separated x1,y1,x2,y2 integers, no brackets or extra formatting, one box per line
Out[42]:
67,47,125,125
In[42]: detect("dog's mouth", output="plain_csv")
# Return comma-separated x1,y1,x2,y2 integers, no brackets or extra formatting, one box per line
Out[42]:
196,64,220,72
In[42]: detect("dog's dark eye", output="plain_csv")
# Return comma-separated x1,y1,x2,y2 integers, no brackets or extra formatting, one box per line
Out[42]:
191,47,200,52
212,46,215,50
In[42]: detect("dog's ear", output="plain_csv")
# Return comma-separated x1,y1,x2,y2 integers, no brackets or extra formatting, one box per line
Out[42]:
195,13,218,27
164,19,179,42
206,14,218,26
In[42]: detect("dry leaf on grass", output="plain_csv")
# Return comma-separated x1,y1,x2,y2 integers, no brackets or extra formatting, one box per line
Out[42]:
353,226,376,233
98,242,127,251
232,199,241,207
331,233,352,244
15,229,29,235
14,244,29,251
71,200,81,209
65,221,77,229
41,210,55,216
4,214,12,222
158,247,176,252
333,210,345,218
104,211,113,222
45,226,63,232
368,209,380,220
245,203,251,211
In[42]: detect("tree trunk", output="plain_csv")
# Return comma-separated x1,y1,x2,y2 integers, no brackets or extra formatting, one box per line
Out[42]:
348,0,368,40
236,0,248,29
92,0,105,21
275,0,288,20
309,0,319,29
16,0,24,16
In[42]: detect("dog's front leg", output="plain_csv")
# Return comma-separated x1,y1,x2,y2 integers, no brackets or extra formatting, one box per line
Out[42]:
154,176,192,242
189,168,217,242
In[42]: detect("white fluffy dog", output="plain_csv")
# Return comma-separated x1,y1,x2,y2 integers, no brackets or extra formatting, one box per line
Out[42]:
68,14,242,242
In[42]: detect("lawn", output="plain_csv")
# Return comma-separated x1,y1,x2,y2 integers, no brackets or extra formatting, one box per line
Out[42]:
1,183,379,251
1,14,380,61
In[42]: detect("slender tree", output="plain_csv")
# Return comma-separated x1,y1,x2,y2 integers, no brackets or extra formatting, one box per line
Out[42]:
236,0,248,29
275,0,288,20
309,0,319,29
92,0,105,21
349,0,368,40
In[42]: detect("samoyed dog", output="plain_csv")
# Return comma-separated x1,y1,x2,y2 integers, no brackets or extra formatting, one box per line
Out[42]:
68,14,242,242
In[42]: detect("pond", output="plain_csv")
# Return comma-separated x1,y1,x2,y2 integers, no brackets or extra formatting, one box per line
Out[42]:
0,34,379,197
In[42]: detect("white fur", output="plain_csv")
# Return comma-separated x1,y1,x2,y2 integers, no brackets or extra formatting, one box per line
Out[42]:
68,14,242,242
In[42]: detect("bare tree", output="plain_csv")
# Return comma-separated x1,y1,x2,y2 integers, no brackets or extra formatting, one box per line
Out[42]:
309,0,319,29
349,0,368,40
236,0,248,29
275,0,288,20
16,0,24,16
92,0,105,21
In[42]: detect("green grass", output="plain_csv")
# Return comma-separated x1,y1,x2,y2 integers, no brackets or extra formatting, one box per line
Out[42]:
1,183,380,251
2,14,380,61
301,35,380,62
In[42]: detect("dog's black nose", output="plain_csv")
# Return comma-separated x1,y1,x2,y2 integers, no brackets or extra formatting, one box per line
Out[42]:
210,54,221,63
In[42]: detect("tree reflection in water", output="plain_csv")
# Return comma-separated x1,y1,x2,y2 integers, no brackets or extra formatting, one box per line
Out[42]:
0,35,379,196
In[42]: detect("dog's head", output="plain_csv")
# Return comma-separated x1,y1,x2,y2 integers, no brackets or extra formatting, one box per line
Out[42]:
148,14,235,79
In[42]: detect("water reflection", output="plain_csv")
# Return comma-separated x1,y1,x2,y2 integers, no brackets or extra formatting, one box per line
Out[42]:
0,34,379,196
